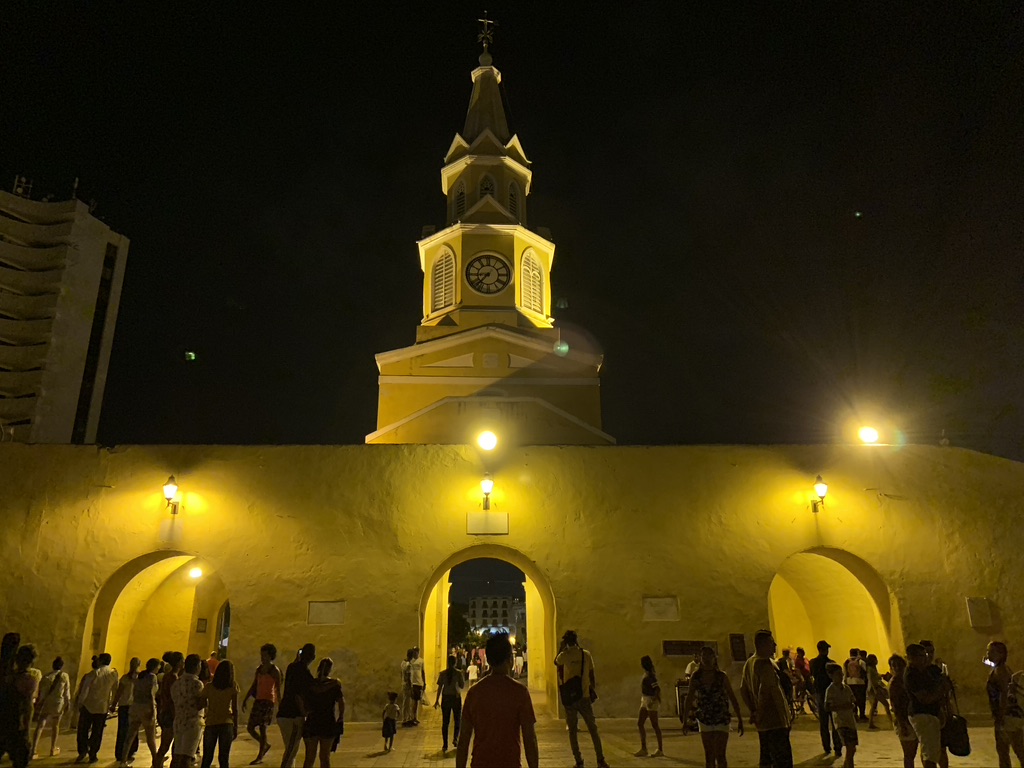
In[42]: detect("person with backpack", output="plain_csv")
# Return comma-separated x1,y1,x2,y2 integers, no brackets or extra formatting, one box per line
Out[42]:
844,649,868,721
555,630,609,768
433,655,465,753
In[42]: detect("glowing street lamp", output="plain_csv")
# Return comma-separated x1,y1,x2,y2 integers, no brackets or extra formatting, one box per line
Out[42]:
477,431,498,451
481,473,494,510
859,426,880,444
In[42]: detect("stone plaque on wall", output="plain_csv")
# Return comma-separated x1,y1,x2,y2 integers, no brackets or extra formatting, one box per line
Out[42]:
663,639,717,657
467,511,509,535
307,600,346,625
642,596,680,622
729,633,747,661
966,597,993,628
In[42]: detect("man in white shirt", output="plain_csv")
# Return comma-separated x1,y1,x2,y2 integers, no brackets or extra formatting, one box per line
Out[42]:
75,653,119,763
406,647,426,726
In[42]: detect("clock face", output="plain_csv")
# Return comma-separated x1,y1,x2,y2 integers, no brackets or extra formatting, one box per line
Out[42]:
465,255,511,294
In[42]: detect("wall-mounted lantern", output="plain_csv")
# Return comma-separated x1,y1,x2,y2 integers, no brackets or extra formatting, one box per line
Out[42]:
481,473,494,510
163,475,180,514
812,474,828,513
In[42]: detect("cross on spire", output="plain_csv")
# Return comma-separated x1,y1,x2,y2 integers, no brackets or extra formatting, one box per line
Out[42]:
477,11,497,52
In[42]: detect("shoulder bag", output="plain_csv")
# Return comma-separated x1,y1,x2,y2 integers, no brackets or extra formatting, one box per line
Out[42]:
559,647,587,708
942,685,970,757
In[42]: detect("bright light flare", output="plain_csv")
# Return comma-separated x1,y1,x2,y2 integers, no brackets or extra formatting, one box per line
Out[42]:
189,567,203,579
481,475,494,495
477,431,498,451
859,426,880,444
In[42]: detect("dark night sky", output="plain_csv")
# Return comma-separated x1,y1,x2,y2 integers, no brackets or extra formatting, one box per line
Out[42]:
448,558,525,604
3,3,1022,457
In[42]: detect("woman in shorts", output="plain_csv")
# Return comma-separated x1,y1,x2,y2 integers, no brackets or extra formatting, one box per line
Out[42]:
887,654,918,768
634,655,663,757
682,646,744,768
986,641,1024,768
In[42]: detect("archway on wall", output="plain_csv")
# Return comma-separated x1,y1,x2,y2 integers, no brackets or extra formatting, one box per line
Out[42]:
768,547,903,663
420,544,557,715
448,558,527,676
80,552,230,681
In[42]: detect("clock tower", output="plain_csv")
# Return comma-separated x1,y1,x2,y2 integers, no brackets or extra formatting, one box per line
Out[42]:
366,39,613,446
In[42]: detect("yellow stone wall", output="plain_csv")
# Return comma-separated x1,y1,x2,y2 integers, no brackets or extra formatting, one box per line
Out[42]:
1,442,1021,718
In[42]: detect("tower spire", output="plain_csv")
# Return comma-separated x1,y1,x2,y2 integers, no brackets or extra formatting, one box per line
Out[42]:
464,11,508,142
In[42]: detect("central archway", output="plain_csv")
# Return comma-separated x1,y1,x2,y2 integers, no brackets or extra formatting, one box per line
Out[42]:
768,547,904,661
419,544,558,715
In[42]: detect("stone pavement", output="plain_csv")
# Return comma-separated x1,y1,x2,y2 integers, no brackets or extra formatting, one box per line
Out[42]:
29,711,1007,767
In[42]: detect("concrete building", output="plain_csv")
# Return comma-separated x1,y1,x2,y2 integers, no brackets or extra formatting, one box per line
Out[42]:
0,188,129,443
466,595,525,639
0,47,1022,727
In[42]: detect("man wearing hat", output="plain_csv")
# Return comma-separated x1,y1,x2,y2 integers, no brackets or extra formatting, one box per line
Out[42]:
809,640,842,757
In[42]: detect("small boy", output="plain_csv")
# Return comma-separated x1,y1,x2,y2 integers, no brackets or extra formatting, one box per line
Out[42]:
825,662,858,768
382,691,400,753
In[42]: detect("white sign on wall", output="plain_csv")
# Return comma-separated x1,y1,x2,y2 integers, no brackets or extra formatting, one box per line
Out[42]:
642,596,680,622
307,600,347,625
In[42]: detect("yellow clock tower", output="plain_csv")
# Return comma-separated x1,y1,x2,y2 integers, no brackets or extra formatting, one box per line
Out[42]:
366,41,613,446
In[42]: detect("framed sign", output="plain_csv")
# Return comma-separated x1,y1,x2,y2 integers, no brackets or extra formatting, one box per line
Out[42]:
196,618,208,634
729,633,747,661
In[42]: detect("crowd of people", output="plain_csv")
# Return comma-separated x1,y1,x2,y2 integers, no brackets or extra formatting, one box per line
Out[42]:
0,636,344,768
4,627,1024,768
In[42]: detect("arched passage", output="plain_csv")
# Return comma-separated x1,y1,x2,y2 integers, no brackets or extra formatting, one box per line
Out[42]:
768,547,904,660
79,551,230,682
419,544,557,715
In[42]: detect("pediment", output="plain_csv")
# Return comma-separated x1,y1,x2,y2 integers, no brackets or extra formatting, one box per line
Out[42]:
366,394,615,446
504,135,530,165
463,194,514,224
444,134,470,163
468,128,508,157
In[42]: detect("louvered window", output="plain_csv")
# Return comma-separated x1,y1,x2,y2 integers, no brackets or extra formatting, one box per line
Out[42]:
508,183,519,219
480,176,495,199
521,250,544,314
431,251,456,313
454,182,466,218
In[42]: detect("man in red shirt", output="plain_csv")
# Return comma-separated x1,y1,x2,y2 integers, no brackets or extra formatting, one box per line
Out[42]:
456,632,539,768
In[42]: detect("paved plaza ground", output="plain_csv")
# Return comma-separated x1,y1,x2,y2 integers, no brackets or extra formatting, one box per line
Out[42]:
24,711,1010,768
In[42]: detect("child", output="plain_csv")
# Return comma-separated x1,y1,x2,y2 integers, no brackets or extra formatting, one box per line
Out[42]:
382,691,400,753
467,661,479,685
825,662,858,768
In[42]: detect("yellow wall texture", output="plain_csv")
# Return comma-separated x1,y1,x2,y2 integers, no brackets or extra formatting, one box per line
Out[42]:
1,442,1021,718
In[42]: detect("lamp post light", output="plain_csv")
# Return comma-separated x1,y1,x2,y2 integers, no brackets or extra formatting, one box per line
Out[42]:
477,431,498,451
812,475,828,513
481,473,494,510
859,426,880,444
163,475,180,514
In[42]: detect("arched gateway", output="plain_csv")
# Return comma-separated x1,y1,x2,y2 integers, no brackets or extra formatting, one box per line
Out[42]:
419,544,558,714
80,551,230,683
769,547,904,661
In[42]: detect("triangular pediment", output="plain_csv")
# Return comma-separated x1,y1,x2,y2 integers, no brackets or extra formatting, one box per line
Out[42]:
444,134,471,163
468,128,508,157
366,394,615,446
504,135,529,165
463,193,515,224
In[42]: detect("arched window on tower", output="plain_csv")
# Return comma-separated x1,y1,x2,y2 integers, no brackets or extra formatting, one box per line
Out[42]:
508,182,520,220
521,250,544,314
454,182,466,218
431,250,456,313
479,175,495,200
